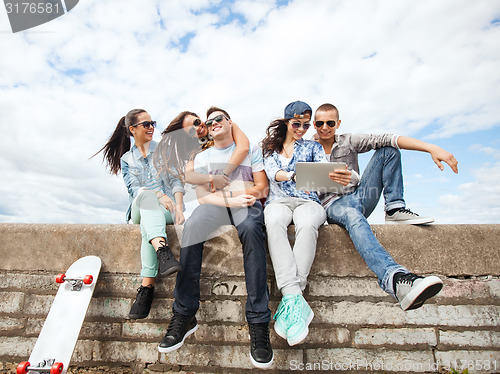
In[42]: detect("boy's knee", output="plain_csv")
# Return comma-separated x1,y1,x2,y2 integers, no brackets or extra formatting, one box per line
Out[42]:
377,146,401,159
239,217,263,234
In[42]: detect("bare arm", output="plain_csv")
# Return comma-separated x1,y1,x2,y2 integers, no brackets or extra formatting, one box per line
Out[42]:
184,160,211,185
224,122,250,175
396,136,459,173
196,170,268,207
184,159,230,190
173,191,185,225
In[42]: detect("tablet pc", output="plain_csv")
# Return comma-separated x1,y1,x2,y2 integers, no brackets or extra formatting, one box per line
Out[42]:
295,162,347,193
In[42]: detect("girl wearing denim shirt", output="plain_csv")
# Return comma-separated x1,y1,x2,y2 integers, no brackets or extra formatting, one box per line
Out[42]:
95,109,184,320
261,101,328,347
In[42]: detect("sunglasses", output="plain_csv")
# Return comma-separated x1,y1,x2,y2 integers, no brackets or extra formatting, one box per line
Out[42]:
205,114,227,127
132,120,157,129
192,118,202,127
290,122,311,130
315,120,336,128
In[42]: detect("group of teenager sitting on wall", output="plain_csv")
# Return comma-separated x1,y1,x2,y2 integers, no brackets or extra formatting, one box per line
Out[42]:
94,100,458,369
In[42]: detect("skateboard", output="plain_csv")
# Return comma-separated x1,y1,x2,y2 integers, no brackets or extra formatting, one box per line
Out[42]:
17,256,102,374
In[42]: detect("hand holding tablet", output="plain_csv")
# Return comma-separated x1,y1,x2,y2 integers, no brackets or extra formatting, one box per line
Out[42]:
295,162,348,193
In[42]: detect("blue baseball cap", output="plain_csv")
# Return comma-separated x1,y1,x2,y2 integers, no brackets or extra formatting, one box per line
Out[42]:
284,101,312,119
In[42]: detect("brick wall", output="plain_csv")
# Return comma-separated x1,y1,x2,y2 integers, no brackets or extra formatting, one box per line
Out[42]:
0,224,499,373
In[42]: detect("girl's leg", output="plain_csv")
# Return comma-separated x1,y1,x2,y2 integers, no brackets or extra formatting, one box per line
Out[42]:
132,190,179,279
291,200,327,292
129,190,178,319
263,200,298,294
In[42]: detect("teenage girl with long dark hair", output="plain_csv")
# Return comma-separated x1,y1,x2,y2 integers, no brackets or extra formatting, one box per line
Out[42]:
95,109,184,319
261,101,327,347
154,110,250,190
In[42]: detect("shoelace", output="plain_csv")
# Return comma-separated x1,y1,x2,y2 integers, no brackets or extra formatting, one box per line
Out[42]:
166,312,190,337
396,273,420,286
157,240,174,261
398,208,419,216
135,286,152,304
290,296,303,325
249,323,270,348
273,297,294,322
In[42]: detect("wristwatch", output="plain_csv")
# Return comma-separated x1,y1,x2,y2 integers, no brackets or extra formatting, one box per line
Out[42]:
290,172,296,182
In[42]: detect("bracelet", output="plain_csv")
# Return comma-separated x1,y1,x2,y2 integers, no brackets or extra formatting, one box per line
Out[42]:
222,171,229,178
208,174,215,192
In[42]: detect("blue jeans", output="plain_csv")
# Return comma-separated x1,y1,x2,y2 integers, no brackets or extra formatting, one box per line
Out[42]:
173,202,271,324
326,147,408,296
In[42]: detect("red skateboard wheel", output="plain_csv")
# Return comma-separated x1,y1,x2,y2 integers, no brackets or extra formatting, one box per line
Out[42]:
50,362,64,374
16,361,30,374
55,274,66,283
83,275,93,285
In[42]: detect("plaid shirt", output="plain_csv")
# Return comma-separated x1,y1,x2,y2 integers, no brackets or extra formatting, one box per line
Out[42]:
263,139,327,205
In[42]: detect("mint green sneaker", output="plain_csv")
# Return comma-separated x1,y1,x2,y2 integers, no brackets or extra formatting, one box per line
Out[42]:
273,294,295,340
286,294,314,346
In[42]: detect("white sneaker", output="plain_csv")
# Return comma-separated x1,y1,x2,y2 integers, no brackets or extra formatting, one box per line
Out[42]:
393,272,443,311
385,208,434,225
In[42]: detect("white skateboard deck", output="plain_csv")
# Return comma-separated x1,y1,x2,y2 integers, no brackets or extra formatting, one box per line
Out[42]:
19,256,101,374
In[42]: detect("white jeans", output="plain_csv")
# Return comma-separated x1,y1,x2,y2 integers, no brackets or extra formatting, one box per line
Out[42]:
264,197,326,295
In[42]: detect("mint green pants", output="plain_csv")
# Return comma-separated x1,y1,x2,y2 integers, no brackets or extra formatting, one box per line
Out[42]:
131,190,174,278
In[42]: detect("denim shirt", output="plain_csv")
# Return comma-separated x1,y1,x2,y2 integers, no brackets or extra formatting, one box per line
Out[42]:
263,139,327,205
121,140,185,222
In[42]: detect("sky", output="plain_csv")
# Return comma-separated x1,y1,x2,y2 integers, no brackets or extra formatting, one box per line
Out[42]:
0,0,499,225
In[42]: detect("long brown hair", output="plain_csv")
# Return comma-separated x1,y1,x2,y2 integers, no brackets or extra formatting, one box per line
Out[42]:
261,118,288,158
93,109,146,175
153,111,203,180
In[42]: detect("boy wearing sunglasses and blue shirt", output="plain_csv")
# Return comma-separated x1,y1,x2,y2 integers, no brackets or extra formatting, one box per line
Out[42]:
313,103,458,311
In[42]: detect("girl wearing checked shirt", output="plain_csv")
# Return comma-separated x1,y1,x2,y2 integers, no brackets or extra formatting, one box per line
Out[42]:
94,109,184,320
261,101,331,346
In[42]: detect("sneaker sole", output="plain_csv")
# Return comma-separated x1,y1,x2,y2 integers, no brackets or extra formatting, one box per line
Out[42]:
287,310,314,346
385,217,435,225
400,276,443,311
250,352,274,369
159,264,182,277
127,313,149,320
157,323,198,353
273,322,287,340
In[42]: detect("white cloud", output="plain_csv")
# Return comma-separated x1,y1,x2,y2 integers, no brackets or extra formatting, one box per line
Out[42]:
0,0,499,223
437,162,500,223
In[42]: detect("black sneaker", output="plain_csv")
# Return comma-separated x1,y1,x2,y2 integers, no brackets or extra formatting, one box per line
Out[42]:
157,240,182,276
249,322,273,369
128,285,154,319
158,310,198,353
393,272,443,311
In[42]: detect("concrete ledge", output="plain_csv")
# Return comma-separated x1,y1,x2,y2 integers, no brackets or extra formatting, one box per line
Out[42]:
0,223,498,277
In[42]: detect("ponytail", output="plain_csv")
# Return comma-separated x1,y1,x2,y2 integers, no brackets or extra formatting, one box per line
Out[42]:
92,109,146,175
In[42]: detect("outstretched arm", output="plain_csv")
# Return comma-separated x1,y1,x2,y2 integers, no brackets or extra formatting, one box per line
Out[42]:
396,136,458,173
